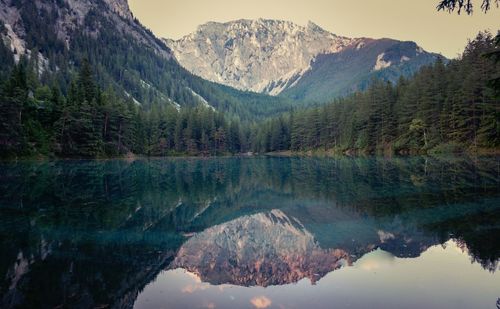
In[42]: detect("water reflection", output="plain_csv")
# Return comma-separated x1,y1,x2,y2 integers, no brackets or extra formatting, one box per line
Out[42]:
173,210,349,286
0,156,498,308
136,241,500,309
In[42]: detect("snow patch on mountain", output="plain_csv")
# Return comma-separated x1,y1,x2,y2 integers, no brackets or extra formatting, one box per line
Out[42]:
263,65,312,95
140,79,152,89
188,88,215,111
191,200,214,221
170,100,181,111
373,53,392,71
124,91,141,105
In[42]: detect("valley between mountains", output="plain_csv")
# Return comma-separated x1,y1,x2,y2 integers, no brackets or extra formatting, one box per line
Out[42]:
0,2,499,309
0,0,497,158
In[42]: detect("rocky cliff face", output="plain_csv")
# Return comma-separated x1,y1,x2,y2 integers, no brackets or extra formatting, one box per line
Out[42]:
0,0,170,64
165,19,358,95
102,0,133,20
165,19,442,100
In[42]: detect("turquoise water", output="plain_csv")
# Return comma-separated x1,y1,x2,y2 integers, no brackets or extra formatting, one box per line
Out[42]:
0,156,498,309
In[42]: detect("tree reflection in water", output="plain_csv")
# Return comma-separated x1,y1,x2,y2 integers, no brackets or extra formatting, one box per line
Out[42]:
0,156,498,308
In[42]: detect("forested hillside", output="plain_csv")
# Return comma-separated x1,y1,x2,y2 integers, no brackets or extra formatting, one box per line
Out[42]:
0,0,498,159
0,57,253,158
0,0,293,121
253,32,500,155
0,0,278,159
1,31,498,159
280,39,442,102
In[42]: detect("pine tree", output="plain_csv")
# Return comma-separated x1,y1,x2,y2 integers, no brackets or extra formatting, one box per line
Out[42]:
0,64,29,156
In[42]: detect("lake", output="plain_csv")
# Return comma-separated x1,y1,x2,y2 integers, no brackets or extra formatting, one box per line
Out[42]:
0,156,499,309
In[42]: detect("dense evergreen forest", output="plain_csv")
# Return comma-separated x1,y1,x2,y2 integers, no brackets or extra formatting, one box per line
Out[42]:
253,32,500,155
0,57,250,158
0,30,498,159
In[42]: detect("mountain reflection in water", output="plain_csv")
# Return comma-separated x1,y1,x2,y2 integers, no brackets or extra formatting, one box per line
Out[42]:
136,240,498,309
0,156,498,309
172,209,349,287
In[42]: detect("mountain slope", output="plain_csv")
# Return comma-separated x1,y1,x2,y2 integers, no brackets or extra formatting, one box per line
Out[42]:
0,0,293,120
165,19,443,102
281,38,442,102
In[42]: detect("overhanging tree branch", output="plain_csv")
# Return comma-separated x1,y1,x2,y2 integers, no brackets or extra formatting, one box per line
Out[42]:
437,0,499,14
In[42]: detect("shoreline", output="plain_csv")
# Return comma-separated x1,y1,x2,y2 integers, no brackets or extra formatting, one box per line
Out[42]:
1,148,499,163
265,147,500,158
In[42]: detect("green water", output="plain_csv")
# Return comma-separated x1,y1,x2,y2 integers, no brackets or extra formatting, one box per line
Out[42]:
0,156,499,309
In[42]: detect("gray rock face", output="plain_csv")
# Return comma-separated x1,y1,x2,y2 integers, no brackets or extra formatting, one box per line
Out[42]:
0,0,170,62
165,19,358,95
165,19,442,100
102,0,133,20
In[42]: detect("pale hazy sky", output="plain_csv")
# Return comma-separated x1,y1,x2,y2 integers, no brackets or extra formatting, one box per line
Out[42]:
128,0,500,58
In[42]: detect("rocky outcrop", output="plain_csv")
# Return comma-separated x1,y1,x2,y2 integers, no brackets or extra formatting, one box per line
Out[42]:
165,19,357,95
0,0,171,62
102,0,133,20
165,19,441,99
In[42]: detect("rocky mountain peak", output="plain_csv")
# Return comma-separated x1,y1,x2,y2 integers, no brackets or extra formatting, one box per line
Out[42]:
306,20,326,33
102,0,133,20
165,18,441,100
165,19,355,95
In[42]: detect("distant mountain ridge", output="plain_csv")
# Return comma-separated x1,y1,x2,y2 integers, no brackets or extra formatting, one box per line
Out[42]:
165,19,443,102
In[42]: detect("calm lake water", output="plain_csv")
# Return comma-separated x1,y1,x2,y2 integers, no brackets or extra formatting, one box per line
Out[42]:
0,156,499,309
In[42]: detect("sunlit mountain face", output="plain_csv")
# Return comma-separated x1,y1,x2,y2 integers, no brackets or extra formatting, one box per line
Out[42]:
0,156,499,308
165,19,442,102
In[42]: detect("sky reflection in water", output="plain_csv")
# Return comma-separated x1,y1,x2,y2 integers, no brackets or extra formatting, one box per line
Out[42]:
136,241,499,309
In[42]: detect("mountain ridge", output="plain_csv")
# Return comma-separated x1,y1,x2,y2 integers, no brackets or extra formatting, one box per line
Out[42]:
282,37,442,102
165,18,443,101
165,18,358,95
